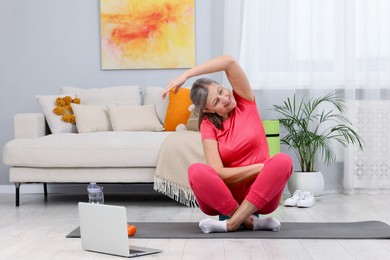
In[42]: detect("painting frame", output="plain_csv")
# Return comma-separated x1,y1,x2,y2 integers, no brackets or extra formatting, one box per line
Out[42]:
100,0,196,70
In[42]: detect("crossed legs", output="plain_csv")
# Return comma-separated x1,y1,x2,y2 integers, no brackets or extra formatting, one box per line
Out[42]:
188,153,292,233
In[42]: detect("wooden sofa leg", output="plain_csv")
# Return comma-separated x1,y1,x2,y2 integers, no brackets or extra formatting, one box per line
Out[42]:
43,183,48,197
15,182,21,207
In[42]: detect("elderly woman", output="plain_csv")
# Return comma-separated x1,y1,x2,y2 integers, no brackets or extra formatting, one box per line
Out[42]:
162,56,292,233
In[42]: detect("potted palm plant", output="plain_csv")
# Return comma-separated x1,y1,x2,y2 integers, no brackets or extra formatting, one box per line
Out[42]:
273,91,363,196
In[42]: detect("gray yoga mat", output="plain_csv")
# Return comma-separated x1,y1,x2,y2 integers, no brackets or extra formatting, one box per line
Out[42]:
66,221,390,239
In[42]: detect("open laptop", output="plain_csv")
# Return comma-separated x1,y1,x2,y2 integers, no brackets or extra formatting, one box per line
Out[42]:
78,202,161,258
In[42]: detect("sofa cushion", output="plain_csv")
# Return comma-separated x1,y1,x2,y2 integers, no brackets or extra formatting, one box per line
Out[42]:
186,108,199,131
71,104,113,133
35,95,78,134
107,104,164,132
164,88,192,131
3,131,173,168
60,85,142,106
143,86,169,124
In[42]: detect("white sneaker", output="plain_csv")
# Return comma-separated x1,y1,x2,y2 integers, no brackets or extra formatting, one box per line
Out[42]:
297,192,315,208
284,190,303,207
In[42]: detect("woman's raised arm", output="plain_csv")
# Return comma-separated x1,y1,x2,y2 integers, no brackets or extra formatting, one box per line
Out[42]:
162,55,253,101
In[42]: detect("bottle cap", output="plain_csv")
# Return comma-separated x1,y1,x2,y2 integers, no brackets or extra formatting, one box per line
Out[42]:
87,182,102,193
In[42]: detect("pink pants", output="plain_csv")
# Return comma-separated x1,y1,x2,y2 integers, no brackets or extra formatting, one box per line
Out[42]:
188,153,293,216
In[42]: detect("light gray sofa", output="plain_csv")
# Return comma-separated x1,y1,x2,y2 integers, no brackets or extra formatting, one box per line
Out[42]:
2,85,190,206
3,113,174,206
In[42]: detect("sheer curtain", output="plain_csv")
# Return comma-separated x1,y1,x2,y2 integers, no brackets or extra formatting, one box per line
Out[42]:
224,0,390,193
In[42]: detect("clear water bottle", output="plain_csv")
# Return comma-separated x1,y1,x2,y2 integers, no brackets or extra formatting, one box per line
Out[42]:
87,182,104,204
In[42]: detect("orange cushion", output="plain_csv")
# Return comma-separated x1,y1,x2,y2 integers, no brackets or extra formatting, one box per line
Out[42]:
164,88,192,131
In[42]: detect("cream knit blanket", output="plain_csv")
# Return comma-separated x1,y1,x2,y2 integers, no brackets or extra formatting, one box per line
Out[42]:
154,131,205,207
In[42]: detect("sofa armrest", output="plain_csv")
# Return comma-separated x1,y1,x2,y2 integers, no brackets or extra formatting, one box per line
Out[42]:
14,113,48,139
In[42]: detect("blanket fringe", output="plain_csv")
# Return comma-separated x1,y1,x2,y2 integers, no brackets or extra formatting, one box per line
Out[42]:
154,176,198,207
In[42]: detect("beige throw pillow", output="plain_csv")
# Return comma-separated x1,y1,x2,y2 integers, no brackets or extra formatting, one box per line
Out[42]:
186,110,199,131
107,104,164,131
71,103,112,133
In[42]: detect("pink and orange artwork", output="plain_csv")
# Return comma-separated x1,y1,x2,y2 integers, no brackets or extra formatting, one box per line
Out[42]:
100,0,195,69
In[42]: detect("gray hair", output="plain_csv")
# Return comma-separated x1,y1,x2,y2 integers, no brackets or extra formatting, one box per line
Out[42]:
190,78,223,129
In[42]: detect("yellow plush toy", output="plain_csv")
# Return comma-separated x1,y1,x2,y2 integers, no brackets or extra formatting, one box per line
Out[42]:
53,96,80,124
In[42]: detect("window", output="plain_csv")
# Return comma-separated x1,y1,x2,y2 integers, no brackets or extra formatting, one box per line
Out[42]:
235,0,390,89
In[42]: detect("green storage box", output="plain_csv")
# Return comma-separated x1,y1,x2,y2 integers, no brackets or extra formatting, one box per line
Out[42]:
263,120,280,157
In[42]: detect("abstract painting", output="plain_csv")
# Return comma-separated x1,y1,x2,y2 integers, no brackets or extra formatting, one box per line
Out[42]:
100,0,195,69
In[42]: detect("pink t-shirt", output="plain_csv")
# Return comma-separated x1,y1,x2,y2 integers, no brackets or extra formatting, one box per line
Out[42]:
200,92,270,167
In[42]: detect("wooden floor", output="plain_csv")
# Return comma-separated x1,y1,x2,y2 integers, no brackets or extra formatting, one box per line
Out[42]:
0,191,389,260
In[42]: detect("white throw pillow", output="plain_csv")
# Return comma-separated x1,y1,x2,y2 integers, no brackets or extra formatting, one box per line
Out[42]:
143,86,169,123
107,104,164,131
71,103,112,133
61,85,142,106
35,95,77,134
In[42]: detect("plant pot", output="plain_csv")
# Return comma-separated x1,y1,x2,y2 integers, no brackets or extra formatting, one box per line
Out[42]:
287,171,324,197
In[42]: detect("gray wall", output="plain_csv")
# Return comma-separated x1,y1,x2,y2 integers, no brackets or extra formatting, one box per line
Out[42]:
0,0,225,185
